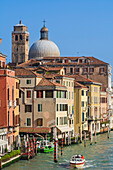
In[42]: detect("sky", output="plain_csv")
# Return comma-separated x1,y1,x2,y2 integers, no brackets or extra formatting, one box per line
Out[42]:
0,0,113,75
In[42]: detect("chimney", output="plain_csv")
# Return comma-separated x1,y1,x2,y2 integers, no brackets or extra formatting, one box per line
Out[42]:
0,39,2,46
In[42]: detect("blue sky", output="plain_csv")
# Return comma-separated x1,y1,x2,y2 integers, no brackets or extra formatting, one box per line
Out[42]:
0,0,113,75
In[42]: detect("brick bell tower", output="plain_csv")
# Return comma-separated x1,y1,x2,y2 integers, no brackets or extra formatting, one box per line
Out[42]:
12,20,29,65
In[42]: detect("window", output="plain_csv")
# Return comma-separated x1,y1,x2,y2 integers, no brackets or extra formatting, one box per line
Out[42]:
37,91,43,98
82,90,84,96
60,104,67,111
72,82,73,87
64,117,67,124
16,82,19,89
27,90,31,98
67,92,68,99
57,104,58,111
82,112,84,122
70,68,73,74
69,82,70,87
25,105,32,112
19,90,21,98
26,36,29,41
26,80,31,84
56,80,60,84
38,104,42,112
94,87,97,92
90,68,94,72
63,81,65,86
16,98,19,105
45,90,53,98
101,97,107,103
12,86,14,101
100,67,105,73
37,118,43,126
57,117,58,125
86,91,88,96
20,35,22,40
75,68,79,73
13,111,14,126
94,97,98,104
15,35,18,41
66,81,68,86
27,118,31,126
82,101,84,107
60,117,63,125
84,68,88,72
7,86,9,100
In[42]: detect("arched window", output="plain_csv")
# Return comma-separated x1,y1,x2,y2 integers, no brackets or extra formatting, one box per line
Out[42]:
20,35,22,40
15,35,18,41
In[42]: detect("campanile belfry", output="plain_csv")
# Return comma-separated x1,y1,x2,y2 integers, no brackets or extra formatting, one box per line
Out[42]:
12,20,29,65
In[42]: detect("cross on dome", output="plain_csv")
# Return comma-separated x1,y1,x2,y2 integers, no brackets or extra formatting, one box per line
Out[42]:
43,20,46,27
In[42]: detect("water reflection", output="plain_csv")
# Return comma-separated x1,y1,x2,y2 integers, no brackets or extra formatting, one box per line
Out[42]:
5,132,113,170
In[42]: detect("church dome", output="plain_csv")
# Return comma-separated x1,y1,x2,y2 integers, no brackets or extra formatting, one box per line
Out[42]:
29,39,60,59
29,22,60,59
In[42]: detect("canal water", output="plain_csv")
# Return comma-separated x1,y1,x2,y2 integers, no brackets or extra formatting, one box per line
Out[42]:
5,131,113,170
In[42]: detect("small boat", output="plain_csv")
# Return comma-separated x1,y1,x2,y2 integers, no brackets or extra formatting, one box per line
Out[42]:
70,155,85,168
38,140,54,153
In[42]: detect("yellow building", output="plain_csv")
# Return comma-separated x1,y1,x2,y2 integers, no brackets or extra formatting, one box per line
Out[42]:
74,81,88,137
87,83,101,133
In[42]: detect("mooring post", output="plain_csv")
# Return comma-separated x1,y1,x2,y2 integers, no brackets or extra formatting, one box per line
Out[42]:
107,125,110,139
54,127,58,162
84,131,86,147
95,123,97,144
35,138,37,155
80,128,82,143
90,130,92,145
61,136,63,156
27,140,29,160
57,140,59,158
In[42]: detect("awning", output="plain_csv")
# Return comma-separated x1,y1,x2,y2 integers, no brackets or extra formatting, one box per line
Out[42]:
56,126,73,133
0,139,7,146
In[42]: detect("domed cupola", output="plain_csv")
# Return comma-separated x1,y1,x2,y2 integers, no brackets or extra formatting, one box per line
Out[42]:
40,21,48,40
29,21,60,60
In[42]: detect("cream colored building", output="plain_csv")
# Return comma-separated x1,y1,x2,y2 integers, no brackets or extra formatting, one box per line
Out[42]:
15,68,42,127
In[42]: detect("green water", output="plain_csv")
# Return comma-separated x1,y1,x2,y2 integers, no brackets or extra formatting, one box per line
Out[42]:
5,132,113,170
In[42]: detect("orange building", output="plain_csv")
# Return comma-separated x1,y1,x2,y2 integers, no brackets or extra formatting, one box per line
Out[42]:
0,41,19,150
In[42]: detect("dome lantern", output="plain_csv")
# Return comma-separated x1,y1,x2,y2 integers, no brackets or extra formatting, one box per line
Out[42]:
40,20,48,40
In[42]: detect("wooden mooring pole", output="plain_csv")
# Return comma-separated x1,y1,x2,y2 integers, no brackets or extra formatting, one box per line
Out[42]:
84,131,86,147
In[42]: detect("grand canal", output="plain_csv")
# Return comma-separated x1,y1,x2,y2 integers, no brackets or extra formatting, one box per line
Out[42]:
5,132,113,170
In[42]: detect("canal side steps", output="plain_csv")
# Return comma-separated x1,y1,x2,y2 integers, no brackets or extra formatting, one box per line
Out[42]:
1,154,21,169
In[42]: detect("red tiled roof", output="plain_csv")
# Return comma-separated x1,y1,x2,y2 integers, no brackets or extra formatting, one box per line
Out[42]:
37,78,65,87
15,67,42,77
16,59,40,67
19,127,51,134
74,81,88,89
70,74,101,84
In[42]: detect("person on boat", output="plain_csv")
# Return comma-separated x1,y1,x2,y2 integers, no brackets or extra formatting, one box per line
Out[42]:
81,155,84,159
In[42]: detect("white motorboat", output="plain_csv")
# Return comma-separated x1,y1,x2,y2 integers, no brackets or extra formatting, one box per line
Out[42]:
70,155,85,168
